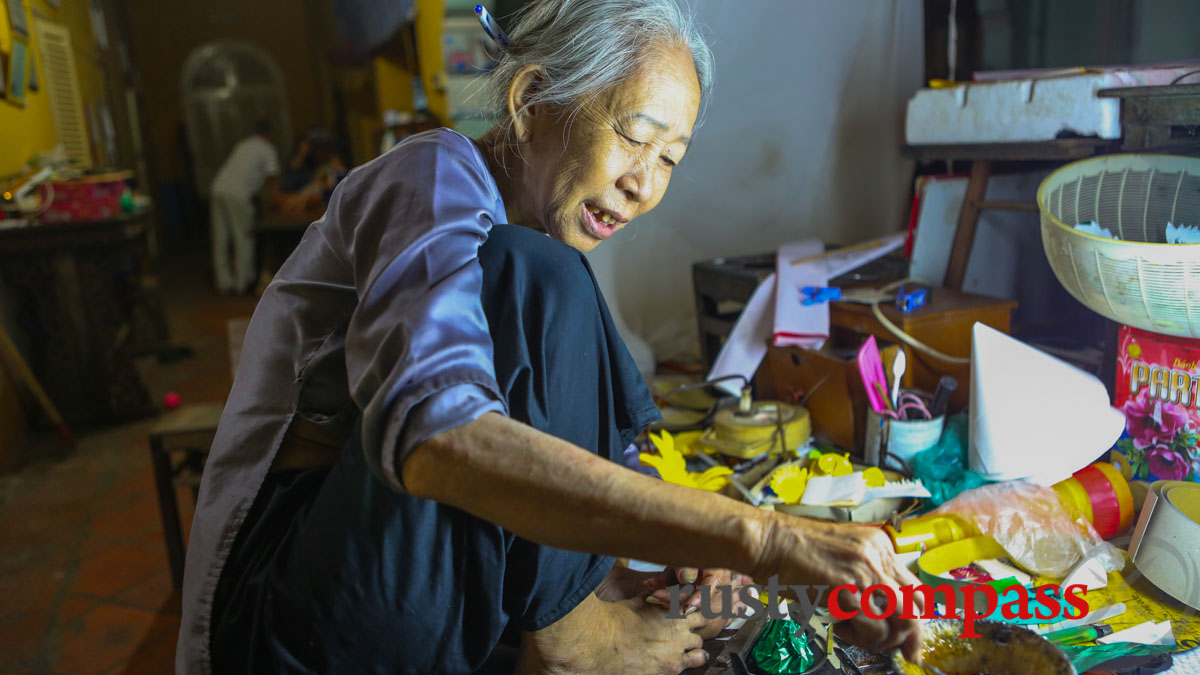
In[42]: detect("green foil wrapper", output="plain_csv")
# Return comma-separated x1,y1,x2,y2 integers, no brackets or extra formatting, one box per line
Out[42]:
750,619,815,674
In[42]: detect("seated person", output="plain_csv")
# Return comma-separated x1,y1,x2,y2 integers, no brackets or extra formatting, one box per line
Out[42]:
180,1,923,672
210,224,727,673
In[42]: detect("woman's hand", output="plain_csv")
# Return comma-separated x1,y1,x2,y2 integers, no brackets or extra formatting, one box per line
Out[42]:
595,565,742,641
517,592,711,675
754,514,925,663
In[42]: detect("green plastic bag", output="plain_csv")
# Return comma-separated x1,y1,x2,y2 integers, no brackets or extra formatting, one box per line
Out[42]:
910,413,989,511
1056,642,1176,672
750,619,815,674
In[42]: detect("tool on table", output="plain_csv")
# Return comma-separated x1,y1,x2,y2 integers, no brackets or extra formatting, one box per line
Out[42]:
894,284,928,313
799,286,893,307
889,350,907,408
1043,623,1113,645
800,286,842,306
928,375,957,417
858,336,889,414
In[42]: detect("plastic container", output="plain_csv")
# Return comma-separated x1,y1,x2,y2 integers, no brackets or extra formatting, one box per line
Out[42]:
1038,154,1200,338
1052,462,1135,539
864,409,946,473
886,512,978,554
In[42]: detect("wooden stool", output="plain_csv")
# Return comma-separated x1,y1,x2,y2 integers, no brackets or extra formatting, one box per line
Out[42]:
148,402,223,589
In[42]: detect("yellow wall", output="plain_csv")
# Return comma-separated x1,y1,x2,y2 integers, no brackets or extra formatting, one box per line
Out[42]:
0,0,108,455
415,0,448,125
0,0,106,176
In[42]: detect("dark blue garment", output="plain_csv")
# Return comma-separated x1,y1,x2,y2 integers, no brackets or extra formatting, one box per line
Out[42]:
210,225,662,674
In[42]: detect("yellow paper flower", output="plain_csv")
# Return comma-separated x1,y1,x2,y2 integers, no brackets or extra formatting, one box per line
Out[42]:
770,465,809,504
673,429,704,458
640,430,732,491
815,452,853,477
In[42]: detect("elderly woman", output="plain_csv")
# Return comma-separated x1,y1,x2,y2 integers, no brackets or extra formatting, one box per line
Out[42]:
179,1,924,673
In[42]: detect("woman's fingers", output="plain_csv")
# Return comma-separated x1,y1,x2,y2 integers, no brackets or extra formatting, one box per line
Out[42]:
681,648,710,671
676,567,699,584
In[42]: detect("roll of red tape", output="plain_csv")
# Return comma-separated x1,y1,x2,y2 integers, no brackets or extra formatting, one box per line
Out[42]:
1073,464,1122,539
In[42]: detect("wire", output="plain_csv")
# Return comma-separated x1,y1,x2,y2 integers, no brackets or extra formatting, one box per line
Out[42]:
654,373,747,408
869,279,971,365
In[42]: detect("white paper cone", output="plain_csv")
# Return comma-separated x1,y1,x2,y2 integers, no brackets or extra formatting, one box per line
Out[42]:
969,323,1125,484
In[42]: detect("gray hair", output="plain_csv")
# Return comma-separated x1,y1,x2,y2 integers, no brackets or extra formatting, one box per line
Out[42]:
486,0,714,124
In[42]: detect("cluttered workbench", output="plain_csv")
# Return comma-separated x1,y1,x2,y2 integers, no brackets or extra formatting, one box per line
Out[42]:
656,150,1200,674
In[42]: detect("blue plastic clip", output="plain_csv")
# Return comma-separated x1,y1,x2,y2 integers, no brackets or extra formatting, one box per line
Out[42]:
895,285,928,313
800,286,842,306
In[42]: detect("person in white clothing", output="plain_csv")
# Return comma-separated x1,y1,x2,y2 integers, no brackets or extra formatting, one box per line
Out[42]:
209,120,289,295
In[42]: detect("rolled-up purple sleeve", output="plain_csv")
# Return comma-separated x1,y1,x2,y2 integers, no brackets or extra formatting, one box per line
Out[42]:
339,131,509,492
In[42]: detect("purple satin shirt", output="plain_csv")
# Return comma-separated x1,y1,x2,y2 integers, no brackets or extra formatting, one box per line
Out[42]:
178,129,508,673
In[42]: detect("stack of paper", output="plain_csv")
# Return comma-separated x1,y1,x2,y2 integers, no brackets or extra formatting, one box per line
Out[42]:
707,234,906,396
773,240,827,348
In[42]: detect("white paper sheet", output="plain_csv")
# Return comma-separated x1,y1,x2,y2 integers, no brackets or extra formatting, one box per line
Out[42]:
1062,554,1109,592
773,240,828,348
1042,602,1126,632
800,472,867,506
1098,620,1175,646
708,273,776,396
707,234,907,396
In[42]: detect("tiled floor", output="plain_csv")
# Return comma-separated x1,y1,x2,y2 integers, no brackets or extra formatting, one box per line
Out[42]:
0,248,256,674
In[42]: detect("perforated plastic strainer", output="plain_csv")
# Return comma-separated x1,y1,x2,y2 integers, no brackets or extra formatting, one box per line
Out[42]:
1039,154,1200,338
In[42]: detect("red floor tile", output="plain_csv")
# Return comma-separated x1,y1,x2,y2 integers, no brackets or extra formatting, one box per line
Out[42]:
114,568,180,615
0,610,52,669
0,564,71,618
89,496,162,540
71,545,164,601
54,604,163,674
60,595,100,623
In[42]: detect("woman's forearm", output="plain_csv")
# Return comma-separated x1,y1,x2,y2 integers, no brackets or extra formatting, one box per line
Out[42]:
403,412,776,578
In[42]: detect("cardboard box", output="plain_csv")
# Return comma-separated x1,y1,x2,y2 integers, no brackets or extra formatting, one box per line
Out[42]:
1112,325,1200,483
829,287,1016,413
764,341,900,454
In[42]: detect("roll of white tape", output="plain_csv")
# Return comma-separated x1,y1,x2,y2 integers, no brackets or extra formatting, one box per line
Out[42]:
1128,481,1200,610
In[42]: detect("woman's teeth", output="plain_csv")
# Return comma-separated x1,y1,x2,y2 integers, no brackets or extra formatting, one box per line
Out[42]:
587,205,615,225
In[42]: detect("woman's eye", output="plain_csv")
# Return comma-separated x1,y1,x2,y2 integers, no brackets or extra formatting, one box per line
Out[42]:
660,156,677,168
618,131,643,147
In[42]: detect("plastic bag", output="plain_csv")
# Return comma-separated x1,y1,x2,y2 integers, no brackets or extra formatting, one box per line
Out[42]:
1056,642,1175,673
929,481,1124,578
750,619,815,674
910,414,989,511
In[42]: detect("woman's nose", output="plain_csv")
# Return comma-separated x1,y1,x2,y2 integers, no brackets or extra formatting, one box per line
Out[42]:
616,166,651,204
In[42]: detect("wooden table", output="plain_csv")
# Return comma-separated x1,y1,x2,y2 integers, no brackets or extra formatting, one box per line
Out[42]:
0,211,163,425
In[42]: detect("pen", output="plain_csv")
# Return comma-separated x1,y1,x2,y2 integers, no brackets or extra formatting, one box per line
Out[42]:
1043,623,1113,644
929,375,957,418
475,5,511,50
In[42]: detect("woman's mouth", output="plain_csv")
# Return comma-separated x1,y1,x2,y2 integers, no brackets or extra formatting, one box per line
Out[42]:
583,204,618,240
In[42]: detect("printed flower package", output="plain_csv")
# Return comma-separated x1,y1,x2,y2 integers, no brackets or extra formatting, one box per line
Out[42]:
1113,326,1200,483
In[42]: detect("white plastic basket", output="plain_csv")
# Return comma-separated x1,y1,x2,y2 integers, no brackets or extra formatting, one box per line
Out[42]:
1039,154,1200,338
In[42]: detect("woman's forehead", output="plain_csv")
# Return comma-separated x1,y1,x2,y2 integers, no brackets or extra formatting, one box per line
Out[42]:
601,46,700,132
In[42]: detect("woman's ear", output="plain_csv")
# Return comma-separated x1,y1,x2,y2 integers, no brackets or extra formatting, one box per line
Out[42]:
507,64,548,145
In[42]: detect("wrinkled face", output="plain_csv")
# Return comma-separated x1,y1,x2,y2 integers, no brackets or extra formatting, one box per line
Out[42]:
519,44,701,252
